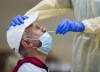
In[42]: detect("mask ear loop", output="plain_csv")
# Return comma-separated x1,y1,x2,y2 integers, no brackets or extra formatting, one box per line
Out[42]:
23,33,41,48
23,37,42,48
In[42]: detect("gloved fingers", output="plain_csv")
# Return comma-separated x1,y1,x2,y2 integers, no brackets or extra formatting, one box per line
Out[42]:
7,25,12,30
11,21,16,26
62,23,68,34
62,20,71,35
6,26,10,30
56,20,66,34
17,15,25,24
55,25,59,34
13,19,21,25
56,20,62,34
12,16,21,25
56,19,70,34
56,24,63,34
14,16,28,25
61,20,69,34
59,19,68,34
22,16,29,20
62,20,75,34
60,23,65,34
7,15,28,30
6,21,15,30
56,23,62,34
63,27,69,35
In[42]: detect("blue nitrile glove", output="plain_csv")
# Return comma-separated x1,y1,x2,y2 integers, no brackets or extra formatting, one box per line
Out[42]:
56,19,85,35
7,15,28,30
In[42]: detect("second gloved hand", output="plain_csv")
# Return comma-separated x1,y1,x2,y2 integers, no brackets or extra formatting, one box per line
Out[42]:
7,15,28,30
56,19,85,35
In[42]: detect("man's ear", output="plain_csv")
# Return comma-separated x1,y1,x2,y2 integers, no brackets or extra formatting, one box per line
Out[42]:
21,39,33,48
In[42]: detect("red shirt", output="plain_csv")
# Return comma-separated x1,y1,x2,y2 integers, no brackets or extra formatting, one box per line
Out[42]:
12,57,48,72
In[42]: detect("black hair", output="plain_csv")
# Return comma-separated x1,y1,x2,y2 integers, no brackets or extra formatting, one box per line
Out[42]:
38,40,42,47
19,43,24,53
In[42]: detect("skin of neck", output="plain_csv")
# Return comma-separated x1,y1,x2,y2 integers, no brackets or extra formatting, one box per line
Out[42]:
22,47,47,63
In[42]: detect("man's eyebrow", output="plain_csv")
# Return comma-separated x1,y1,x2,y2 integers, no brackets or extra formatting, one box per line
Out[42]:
33,25,39,28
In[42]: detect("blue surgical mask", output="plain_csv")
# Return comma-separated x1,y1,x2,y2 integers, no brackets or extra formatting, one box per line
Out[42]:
37,32,52,54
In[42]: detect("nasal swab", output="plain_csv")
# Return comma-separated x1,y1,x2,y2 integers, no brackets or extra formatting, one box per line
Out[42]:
48,31,55,33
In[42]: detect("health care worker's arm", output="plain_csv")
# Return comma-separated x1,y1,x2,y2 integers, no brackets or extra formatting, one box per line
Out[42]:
81,0,100,34
82,17,100,34
25,0,73,21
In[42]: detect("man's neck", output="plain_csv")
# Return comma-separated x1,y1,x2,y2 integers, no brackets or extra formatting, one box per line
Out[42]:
35,54,46,63
24,49,46,63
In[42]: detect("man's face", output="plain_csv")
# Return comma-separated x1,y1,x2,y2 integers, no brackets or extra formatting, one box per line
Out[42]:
26,24,47,38
19,22,52,57
21,23,47,50
19,23,47,57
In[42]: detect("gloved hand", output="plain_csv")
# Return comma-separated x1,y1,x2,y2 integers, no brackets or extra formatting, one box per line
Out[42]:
56,19,85,35
7,15,28,30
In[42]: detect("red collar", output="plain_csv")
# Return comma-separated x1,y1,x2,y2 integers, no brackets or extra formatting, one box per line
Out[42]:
12,57,48,72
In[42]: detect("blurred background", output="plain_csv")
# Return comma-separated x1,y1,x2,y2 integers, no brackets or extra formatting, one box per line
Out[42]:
0,0,76,72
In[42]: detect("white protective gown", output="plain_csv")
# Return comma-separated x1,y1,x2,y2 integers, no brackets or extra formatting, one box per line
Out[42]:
25,0,100,72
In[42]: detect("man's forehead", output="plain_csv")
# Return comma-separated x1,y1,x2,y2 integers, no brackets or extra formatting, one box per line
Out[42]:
25,23,39,33
26,23,37,29
31,23,38,27
32,24,37,27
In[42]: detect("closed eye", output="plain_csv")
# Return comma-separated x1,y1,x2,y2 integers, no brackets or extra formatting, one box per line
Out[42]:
36,25,40,29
